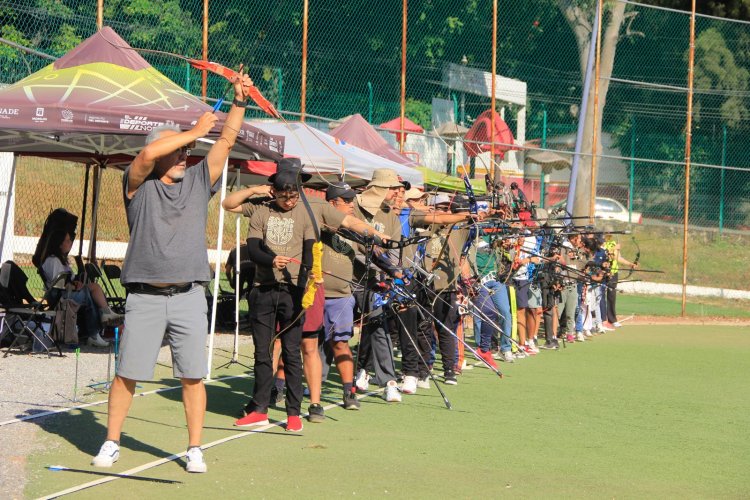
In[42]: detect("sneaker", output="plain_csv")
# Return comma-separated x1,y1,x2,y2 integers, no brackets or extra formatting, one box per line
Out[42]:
476,349,499,370
100,311,123,326
527,340,540,353
598,323,614,332
185,446,207,473
602,321,616,329
234,411,269,427
540,340,559,350
613,321,622,328
523,345,538,356
87,332,109,348
502,351,515,363
401,375,418,394
286,415,303,432
576,332,587,342
343,392,361,410
584,330,594,338
355,369,371,392
513,349,528,359
91,440,120,467
444,371,458,385
566,333,576,343
384,380,402,402
416,376,431,389
307,403,326,423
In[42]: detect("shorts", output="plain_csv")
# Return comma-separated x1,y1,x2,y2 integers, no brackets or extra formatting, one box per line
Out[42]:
514,279,530,309
117,285,208,381
527,284,543,309
302,283,325,335
323,295,356,342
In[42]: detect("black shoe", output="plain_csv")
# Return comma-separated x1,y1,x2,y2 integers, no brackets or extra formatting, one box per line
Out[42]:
343,392,361,410
541,340,559,350
307,403,326,423
270,386,286,407
241,400,256,417
444,371,458,385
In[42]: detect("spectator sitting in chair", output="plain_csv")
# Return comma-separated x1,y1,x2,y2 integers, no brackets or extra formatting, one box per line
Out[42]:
38,229,120,347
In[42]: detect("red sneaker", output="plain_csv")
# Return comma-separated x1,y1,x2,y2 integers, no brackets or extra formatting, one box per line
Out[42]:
234,411,269,427
286,415,303,432
523,345,538,356
476,349,499,370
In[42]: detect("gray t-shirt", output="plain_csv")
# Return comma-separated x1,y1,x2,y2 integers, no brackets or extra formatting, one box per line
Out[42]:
121,159,219,284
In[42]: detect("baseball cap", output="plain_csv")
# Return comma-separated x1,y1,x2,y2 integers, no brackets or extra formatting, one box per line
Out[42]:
325,182,357,201
430,194,451,206
404,188,426,201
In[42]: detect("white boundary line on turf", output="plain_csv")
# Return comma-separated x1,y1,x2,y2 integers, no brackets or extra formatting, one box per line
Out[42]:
37,390,383,499
0,374,251,428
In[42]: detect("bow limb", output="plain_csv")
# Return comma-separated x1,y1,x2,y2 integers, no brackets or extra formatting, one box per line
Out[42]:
624,236,641,280
297,170,323,310
188,59,281,118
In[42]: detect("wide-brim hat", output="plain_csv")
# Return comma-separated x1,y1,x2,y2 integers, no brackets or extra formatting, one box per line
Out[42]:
268,157,312,183
404,187,426,201
368,168,403,188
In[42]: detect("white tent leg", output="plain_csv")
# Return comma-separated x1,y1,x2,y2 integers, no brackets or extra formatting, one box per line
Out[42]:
206,159,229,381
0,154,17,263
233,212,240,362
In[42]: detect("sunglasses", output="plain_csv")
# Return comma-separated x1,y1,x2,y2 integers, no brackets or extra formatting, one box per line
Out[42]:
176,141,196,156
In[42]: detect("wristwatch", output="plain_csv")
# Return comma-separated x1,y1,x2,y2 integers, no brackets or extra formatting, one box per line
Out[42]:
232,98,247,108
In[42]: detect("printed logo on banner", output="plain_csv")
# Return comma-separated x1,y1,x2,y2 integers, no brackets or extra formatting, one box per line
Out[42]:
0,108,20,119
119,115,163,131
86,114,109,124
61,109,74,123
32,107,47,123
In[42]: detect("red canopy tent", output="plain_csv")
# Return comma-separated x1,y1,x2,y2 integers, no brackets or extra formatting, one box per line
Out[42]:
463,109,517,159
379,116,424,145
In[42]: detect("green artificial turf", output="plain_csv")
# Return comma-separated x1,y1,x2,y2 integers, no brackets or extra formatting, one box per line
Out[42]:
25,326,750,499
617,293,750,318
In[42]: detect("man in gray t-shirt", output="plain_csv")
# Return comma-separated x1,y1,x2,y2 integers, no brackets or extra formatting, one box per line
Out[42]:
91,71,255,475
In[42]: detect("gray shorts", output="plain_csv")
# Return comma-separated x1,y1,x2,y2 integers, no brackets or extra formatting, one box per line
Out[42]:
528,284,543,309
117,285,208,381
324,295,356,342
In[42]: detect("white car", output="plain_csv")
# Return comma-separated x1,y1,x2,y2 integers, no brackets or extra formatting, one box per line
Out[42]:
550,197,642,224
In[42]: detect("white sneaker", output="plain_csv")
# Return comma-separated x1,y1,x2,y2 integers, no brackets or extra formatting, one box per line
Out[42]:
383,380,402,402
91,440,120,467
576,332,587,342
355,369,370,392
527,341,540,353
87,332,109,348
185,446,207,473
513,349,527,359
613,322,622,328
401,375,418,394
502,351,515,363
584,330,594,337
416,376,430,389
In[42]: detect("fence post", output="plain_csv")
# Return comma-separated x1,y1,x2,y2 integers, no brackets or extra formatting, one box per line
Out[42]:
629,115,635,224
540,106,547,207
277,68,283,112
367,82,373,123
719,123,726,234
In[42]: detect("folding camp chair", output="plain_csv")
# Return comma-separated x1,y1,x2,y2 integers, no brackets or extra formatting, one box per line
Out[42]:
84,262,125,314
100,261,126,314
1,261,66,357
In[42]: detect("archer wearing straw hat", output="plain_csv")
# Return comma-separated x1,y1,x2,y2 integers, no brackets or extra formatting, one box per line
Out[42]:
352,168,407,403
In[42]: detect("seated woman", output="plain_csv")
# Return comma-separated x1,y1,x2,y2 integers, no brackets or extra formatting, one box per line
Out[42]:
39,229,119,347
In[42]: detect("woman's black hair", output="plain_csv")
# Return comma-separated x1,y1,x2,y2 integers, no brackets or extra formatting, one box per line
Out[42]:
40,229,72,266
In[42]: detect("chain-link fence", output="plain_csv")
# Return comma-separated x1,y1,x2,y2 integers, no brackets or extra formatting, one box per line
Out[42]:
1,0,749,298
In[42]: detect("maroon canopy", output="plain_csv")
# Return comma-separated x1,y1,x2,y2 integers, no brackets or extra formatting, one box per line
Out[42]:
0,27,284,165
330,114,418,168
463,109,516,159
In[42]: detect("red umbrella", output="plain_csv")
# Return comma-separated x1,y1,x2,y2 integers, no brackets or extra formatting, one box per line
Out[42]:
463,109,517,159
379,116,424,144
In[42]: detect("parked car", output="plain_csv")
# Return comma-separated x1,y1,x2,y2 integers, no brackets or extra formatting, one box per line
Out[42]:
550,197,642,224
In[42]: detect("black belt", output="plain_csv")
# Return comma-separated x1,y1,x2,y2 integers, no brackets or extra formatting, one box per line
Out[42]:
126,282,195,296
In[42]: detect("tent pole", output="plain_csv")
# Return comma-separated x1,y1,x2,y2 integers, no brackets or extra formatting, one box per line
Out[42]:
0,154,17,262
79,163,91,258
233,166,241,363
88,162,103,264
399,0,407,153
206,158,229,381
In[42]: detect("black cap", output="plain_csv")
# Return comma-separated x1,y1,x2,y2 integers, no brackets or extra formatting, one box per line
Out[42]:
268,157,311,183
326,182,357,201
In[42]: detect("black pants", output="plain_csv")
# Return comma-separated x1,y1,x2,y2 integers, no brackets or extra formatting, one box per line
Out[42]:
432,290,458,374
541,285,557,343
393,303,422,378
606,273,618,323
248,285,304,416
